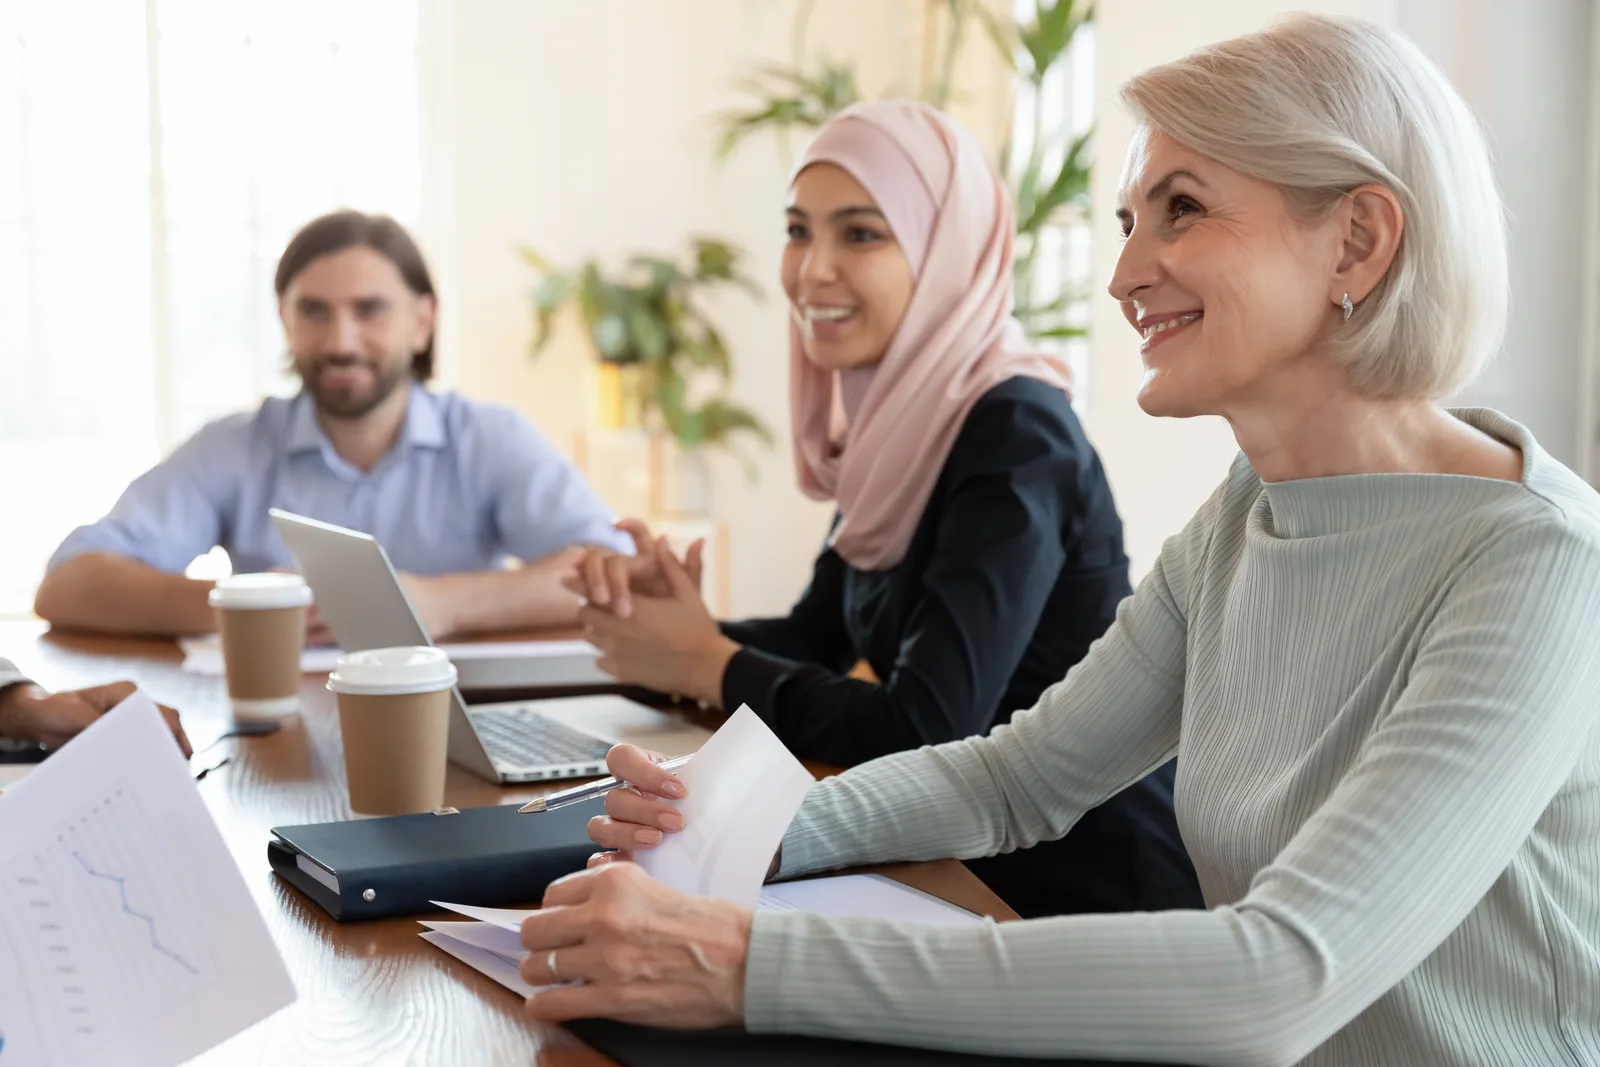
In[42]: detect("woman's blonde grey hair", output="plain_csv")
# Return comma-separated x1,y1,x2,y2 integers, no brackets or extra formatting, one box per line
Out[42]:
1120,14,1507,399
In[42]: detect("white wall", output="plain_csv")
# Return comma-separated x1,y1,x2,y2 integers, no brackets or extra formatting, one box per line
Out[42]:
1086,0,1382,578
429,0,1010,616
430,0,1591,603
1395,0,1596,472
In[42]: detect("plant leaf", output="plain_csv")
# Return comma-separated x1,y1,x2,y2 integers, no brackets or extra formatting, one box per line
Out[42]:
517,245,552,272
713,102,811,161
813,59,861,111
530,307,555,354
712,59,858,162
697,396,773,446
574,262,607,327
1019,0,1085,80
1014,155,1043,226
1065,122,1094,169
1039,0,1079,56
692,238,739,282
1017,126,1093,233
592,312,631,360
1013,292,1077,318
527,271,571,355
653,366,693,440
532,272,570,313
677,410,706,447
1031,324,1090,339
737,62,826,93
626,255,676,293
624,303,670,361
700,328,732,378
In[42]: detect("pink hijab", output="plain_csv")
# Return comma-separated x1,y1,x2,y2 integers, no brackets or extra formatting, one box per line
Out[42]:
789,100,1074,571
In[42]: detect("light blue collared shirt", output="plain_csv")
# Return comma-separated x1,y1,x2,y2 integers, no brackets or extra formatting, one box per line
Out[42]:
49,385,629,576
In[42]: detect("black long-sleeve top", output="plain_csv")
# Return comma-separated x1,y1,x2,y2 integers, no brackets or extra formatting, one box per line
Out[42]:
720,376,1133,768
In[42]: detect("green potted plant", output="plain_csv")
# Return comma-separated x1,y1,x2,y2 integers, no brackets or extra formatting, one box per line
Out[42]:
521,238,773,510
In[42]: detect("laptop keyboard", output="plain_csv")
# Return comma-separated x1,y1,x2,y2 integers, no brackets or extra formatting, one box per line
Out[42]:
470,707,612,768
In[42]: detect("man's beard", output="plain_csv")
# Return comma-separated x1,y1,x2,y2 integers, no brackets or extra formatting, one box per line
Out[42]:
296,353,411,419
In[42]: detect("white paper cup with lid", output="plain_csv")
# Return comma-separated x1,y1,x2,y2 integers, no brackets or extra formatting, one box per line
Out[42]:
327,647,458,816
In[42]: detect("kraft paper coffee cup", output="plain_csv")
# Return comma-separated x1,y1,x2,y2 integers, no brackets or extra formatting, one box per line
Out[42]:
327,647,458,817
209,573,312,718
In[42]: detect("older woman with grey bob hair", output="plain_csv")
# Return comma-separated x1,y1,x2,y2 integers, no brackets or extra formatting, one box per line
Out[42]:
514,15,1600,1067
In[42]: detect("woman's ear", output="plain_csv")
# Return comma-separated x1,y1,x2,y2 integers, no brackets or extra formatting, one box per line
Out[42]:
1332,184,1404,306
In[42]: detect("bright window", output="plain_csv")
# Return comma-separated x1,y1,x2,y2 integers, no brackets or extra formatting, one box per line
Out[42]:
0,0,421,616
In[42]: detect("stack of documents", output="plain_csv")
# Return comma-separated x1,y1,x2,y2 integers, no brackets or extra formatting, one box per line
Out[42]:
424,875,982,998
420,705,982,997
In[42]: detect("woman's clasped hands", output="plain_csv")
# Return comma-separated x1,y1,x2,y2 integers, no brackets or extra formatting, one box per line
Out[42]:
562,520,740,707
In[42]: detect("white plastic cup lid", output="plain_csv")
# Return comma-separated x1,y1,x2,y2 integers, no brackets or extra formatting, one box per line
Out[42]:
208,572,313,610
327,646,459,696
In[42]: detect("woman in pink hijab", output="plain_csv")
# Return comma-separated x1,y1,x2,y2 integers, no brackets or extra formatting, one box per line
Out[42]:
571,100,1197,917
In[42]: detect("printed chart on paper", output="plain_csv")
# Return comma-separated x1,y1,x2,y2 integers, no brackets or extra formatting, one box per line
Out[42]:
0,780,212,1064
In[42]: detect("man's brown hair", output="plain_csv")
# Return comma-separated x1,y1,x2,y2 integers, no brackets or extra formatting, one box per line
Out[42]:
274,210,438,381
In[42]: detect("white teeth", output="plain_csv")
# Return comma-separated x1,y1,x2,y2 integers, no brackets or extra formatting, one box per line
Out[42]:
1141,311,1201,341
806,307,855,322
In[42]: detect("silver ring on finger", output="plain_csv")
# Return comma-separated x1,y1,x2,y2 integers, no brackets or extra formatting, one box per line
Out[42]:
547,948,560,981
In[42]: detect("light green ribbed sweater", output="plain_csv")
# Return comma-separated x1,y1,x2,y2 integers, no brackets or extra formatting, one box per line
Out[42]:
745,409,1600,1067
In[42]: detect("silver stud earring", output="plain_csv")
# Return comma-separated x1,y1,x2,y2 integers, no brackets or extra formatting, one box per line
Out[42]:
1341,292,1354,322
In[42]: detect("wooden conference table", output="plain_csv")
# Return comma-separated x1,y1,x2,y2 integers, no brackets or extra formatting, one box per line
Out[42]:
0,620,1022,1067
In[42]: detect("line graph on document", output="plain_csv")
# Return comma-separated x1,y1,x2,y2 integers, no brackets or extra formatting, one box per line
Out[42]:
1,780,213,1062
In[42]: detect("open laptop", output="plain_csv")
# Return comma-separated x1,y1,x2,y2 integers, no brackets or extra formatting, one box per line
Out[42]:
269,509,711,784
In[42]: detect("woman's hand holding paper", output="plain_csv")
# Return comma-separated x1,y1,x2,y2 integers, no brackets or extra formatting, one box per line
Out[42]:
583,743,689,861
583,743,783,880
518,860,751,1029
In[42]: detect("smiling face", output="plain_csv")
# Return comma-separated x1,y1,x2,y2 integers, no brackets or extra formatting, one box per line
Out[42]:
1109,128,1348,418
280,246,435,420
781,163,915,371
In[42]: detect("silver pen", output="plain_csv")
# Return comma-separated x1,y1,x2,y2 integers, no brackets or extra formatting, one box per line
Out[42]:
517,754,693,814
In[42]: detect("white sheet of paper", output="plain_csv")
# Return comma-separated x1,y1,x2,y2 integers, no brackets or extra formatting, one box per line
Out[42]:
420,930,544,999
427,899,534,931
419,918,527,956
0,691,295,1067
758,874,984,926
634,704,812,909
178,635,599,676
439,640,597,662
